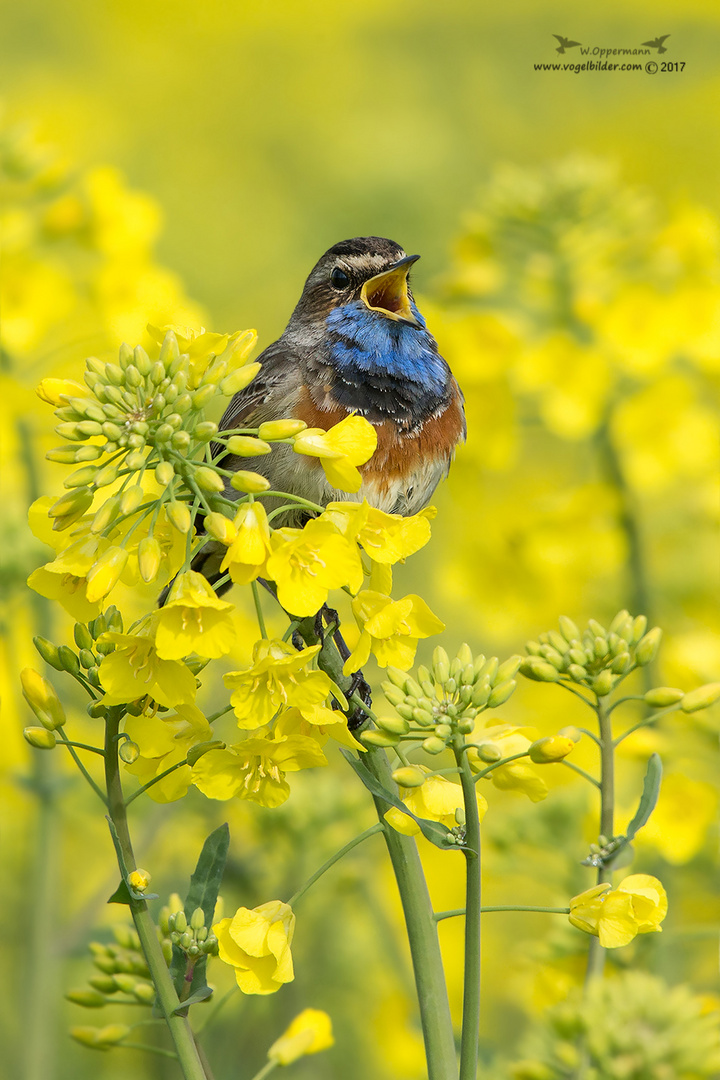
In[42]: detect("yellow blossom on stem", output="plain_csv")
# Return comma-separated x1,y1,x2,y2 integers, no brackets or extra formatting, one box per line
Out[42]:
155,570,236,659
28,533,106,621
123,704,212,802
322,500,436,564
292,414,377,492
569,874,668,948
220,501,272,584
36,377,90,405
224,640,338,729
468,724,548,802
275,705,363,751
128,869,151,892
385,766,486,836
213,900,295,995
99,629,197,708
266,518,363,616
85,545,129,603
268,1008,334,1064
191,730,327,807
20,668,66,729
343,579,445,675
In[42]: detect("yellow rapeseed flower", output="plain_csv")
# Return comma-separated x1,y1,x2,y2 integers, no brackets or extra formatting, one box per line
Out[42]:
322,500,435,564
214,901,295,995
569,874,668,948
28,533,107,621
224,640,338,729
266,518,363,616
220,502,272,584
123,704,212,802
468,725,548,802
343,584,445,675
292,414,377,492
275,705,363,751
192,730,327,807
268,1008,334,1064
99,629,197,708
155,570,237,659
385,767,485,837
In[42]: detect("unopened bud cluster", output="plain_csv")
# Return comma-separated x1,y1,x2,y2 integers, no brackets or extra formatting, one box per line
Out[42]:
165,906,218,959
67,924,156,1015
362,644,521,755
522,611,660,698
31,609,122,719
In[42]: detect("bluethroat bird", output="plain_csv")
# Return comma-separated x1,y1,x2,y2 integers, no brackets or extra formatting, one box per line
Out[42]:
215,236,465,519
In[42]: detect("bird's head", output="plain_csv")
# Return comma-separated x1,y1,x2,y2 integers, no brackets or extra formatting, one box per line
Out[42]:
287,237,423,334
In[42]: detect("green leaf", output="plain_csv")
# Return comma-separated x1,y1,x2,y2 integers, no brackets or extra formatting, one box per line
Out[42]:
172,986,213,1014
625,753,662,842
340,750,462,850
107,879,132,906
169,824,230,999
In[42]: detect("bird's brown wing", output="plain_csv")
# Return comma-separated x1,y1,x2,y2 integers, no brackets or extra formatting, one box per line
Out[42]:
210,339,304,459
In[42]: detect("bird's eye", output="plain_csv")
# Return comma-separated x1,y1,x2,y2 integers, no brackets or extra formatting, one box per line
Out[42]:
330,267,350,290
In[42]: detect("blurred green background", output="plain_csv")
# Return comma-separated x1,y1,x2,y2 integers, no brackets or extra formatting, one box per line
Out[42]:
2,2,719,1078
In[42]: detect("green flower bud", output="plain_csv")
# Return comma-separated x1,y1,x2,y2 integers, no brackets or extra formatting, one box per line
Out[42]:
158,331,180,370
376,715,410,735
171,430,191,451
205,512,236,544
173,910,188,933
167,503,192,534
119,486,144,515
458,718,474,734
591,670,615,697
382,684,405,707
192,385,215,410
96,1024,131,1047
434,723,452,739
259,419,307,440
179,931,194,950
55,421,85,440
132,982,156,1004
70,1026,104,1049
644,686,685,707
190,906,205,931
422,736,446,755
195,466,225,493
594,636,609,659
124,364,141,387
487,679,516,708
220,364,261,396
496,655,522,683
119,740,140,764
150,360,166,385
58,645,80,674
229,470,271,493
386,667,408,690
412,707,435,726
47,444,96,463
540,646,565,670
24,726,57,749
456,643,473,668
127,433,146,449
567,664,587,682
155,461,174,486
558,615,580,642
525,640,543,656
609,609,631,635
194,420,218,441
78,648,95,668
529,735,575,764
126,450,146,471
588,618,606,638
395,704,415,722
154,422,173,443
360,730,400,748
546,630,568,654
520,658,561,682
635,627,662,666
631,615,648,644
681,682,720,713
66,989,107,1008
64,465,99,489
91,496,120,534
33,636,63,670
568,648,586,666
476,656,499,684
88,975,117,994
610,651,632,674
471,679,491,707
474,742,501,763
49,487,94,520
391,766,426,788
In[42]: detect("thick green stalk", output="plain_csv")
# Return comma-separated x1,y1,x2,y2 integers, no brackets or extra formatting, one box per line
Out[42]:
103,711,209,1080
365,750,458,1080
584,697,615,986
456,748,482,1080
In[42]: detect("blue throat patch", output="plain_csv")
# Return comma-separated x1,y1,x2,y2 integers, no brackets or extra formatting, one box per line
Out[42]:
325,302,447,395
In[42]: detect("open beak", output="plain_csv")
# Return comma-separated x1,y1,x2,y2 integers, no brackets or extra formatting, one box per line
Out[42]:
360,254,421,325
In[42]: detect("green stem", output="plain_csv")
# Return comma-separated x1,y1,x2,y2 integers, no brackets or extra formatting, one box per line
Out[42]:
124,758,191,806
251,580,268,638
584,698,615,986
287,823,384,906
120,1042,179,1059
471,750,529,783
248,1062,277,1080
60,740,105,756
456,747,482,1080
561,761,600,788
57,728,108,804
103,710,209,1080
613,704,680,745
435,906,570,922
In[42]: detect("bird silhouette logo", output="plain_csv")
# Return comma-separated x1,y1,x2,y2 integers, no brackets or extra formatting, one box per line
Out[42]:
642,35,670,53
553,35,581,54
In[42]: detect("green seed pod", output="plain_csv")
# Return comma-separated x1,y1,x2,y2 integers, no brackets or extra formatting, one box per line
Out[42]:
422,736,446,755
361,730,400,748
520,658,560,682
681,682,720,713
487,679,516,708
592,670,615,697
635,627,662,666
34,636,62,669
610,651,632,674
391,766,426,788
644,686,685,707
24,724,57,749
376,715,410,735
631,615,648,644
558,615,581,643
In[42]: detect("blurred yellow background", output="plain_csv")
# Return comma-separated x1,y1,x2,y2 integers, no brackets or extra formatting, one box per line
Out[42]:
2,2,719,1078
